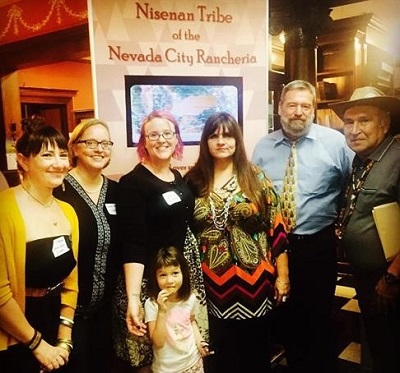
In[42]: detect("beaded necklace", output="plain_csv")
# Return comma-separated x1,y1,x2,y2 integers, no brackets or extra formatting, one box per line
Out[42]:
336,159,375,239
209,175,237,231
336,137,395,239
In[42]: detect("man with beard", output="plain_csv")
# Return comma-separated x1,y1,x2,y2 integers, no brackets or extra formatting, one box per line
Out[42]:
252,80,352,372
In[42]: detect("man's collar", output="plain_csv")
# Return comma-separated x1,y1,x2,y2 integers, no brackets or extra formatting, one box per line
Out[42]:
353,135,395,166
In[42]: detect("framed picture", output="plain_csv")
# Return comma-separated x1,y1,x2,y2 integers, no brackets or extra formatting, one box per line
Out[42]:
125,75,243,146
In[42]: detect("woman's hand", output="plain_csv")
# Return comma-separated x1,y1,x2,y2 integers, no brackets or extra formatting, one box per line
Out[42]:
196,340,215,357
274,276,290,305
33,340,69,372
126,296,147,336
123,263,146,336
274,251,290,305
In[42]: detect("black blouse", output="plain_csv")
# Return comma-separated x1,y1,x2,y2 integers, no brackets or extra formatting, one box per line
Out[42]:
117,164,194,277
53,174,120,315
26,235,76,288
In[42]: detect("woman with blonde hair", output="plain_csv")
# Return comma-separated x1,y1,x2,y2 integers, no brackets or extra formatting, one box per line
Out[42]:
54,118,119,372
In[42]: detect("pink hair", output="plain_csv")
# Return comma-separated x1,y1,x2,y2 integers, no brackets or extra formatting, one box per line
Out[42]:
136,110,184,162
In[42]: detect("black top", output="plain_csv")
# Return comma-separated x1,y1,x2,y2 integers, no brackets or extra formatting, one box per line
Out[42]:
53,174,120,314
117,164,194,277
26,235,76,288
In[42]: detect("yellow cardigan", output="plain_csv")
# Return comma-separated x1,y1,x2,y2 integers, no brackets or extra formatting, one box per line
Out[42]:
0,188,79,350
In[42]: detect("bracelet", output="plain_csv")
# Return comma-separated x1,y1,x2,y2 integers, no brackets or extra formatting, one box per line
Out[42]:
57,338,73,351
57,339,73,354
26,329,42,351
60,316,74,328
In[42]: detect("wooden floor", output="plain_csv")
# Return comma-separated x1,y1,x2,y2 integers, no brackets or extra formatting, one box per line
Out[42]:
271,275,371,373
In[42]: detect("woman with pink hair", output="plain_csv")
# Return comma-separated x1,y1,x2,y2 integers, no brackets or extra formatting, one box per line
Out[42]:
112,110,207,372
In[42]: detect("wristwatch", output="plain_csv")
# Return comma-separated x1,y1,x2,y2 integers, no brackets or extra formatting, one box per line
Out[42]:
384,272,400,284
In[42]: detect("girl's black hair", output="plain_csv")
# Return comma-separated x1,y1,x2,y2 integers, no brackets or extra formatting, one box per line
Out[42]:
147,247,191,301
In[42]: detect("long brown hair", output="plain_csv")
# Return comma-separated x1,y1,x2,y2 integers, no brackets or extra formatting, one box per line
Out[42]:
185,112,264,210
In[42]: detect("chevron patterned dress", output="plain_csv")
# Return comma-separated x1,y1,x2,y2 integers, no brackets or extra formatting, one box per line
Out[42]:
193,172,288,320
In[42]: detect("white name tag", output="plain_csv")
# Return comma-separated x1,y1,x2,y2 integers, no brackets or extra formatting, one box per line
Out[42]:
52,236,70,258
162,191,181,205
105,203,117,215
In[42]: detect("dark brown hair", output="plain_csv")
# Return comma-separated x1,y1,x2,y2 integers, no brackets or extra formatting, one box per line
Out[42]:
15,116,68,172
147,247,191,301
185,112,264,211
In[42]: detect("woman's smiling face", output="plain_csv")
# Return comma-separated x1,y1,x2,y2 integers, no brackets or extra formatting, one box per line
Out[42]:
144,117,178,163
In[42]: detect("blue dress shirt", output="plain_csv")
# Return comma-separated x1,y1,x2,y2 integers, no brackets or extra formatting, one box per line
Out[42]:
252,123,353,235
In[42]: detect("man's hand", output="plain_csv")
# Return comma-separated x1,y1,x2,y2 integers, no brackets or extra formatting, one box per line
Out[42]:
374,275,400,314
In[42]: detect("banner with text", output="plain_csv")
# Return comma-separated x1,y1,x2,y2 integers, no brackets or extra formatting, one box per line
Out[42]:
87,0,268,176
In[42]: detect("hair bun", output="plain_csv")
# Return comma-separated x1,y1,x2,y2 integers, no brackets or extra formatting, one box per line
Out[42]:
21,115,46,134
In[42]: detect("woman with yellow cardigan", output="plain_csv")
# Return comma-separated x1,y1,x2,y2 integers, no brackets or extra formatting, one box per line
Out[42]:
0,117,79,372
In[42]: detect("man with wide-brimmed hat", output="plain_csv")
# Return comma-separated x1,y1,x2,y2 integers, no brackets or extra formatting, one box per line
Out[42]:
331,86,400,373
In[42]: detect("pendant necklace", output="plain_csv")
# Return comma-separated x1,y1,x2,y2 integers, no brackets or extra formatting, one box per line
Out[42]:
21,184,58,226
21,183,54,208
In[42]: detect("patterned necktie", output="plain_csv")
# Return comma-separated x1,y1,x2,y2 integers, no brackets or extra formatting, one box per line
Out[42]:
281,141,297,232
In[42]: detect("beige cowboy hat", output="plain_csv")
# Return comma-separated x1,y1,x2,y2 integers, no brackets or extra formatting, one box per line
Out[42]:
329,86,400,134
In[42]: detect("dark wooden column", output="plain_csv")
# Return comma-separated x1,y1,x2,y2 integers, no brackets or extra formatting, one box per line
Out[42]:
270,1,334,85
285,26,318,85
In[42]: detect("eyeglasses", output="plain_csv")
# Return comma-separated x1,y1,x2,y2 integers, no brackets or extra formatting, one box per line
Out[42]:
145,131,176,141
76,139,114,149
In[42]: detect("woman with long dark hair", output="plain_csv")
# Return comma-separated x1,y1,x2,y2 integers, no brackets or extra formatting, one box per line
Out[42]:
185,112,290,373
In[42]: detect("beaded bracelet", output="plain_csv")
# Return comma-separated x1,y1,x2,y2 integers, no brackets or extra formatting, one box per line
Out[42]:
59,316,74,328
26,329,42,351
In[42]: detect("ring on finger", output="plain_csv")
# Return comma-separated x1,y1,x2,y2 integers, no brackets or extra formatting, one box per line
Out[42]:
282,295,288,302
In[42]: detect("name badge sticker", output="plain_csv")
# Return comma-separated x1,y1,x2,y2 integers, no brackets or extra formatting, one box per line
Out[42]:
105,203,117,215
162,191,181,206
52,236,70,258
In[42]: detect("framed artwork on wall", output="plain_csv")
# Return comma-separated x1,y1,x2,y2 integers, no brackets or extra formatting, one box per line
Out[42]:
125,75,243,147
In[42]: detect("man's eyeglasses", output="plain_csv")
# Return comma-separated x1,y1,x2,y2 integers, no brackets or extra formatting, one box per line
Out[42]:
76,139,114,149
145,131,176,141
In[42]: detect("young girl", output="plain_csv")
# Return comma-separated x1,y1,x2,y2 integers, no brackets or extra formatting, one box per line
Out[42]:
144,247,211,373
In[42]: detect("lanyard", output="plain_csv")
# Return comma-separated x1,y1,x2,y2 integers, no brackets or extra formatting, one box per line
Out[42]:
336,159,375,239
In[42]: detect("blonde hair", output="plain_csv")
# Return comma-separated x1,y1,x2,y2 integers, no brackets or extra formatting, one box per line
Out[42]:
68,118,111,167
